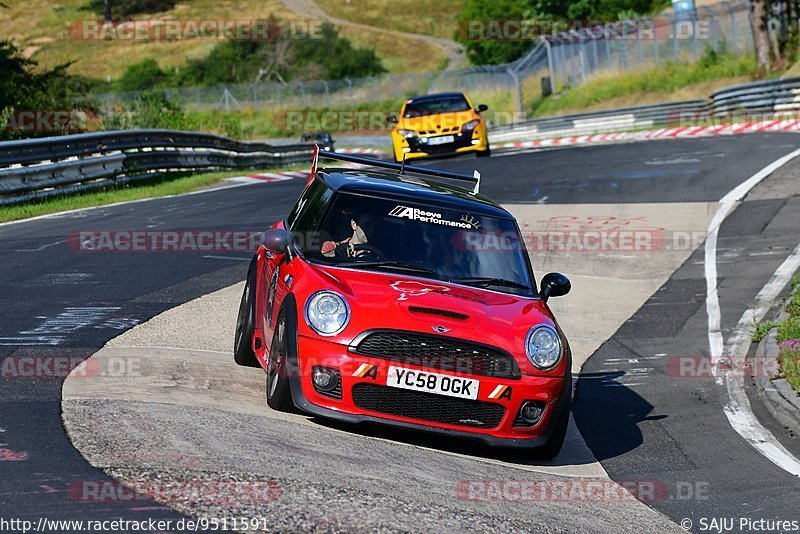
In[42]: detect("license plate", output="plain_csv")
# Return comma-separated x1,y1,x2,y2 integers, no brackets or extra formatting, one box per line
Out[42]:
386,366,479,400
427,135,454,146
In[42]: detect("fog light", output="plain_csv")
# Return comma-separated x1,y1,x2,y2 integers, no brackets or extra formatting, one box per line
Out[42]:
312,366,339,393
515,401,546,427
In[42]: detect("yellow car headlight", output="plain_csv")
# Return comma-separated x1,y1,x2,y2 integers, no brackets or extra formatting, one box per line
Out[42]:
462,120,481,131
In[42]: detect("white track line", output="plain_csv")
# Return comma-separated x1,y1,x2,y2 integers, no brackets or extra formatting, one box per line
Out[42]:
705,147,800,477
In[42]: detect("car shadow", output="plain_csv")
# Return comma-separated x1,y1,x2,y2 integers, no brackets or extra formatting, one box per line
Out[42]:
305,372,656,468
572,370,661,462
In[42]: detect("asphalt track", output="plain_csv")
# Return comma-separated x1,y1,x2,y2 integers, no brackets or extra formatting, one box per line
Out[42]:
1,132,800,531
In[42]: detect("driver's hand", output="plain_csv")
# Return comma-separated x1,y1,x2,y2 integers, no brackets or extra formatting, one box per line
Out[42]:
322,241,337,255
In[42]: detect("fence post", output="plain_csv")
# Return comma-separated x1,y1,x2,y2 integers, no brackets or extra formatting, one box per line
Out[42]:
543,39,556,95
654,28,660,66
252,84,258,108
506,68,523,119
637,31,644,65
322,80,330,108
673,14,680,59
721,0,737,52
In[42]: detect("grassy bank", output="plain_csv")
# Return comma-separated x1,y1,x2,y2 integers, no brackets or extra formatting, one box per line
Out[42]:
0,168,296,224
0,0,445,80
530,52,759,118
777,277,800,393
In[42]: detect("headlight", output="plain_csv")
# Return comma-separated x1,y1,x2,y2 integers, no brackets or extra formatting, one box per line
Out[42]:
398,129,418,139
525,325,562,370
462,120,481,131
305,291,350,336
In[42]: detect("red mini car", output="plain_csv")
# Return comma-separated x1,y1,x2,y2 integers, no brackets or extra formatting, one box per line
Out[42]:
234,149,572,457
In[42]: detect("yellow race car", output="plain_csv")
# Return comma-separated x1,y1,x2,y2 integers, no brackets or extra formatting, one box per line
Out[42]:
387,92,490,163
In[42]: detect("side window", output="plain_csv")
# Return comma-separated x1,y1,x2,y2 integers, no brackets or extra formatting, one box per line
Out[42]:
287,178,333,253
287,177,330,231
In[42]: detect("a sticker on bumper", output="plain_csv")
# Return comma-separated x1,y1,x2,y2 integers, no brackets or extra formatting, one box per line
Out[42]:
352,363,378,380
487,384,512,400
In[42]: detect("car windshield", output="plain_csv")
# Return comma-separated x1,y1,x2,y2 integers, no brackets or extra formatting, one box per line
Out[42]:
300,193,534,296
403,95,471,118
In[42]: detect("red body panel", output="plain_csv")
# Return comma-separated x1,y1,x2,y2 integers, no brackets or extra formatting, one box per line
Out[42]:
252,221,569,443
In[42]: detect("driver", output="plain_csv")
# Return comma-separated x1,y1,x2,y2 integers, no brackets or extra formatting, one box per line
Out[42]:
321,216,368,258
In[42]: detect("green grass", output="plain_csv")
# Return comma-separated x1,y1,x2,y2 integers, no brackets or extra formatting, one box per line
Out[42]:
314,0,464,41
0,167,295,223
530,52,758,118
753,320,781,342
777,276,800,393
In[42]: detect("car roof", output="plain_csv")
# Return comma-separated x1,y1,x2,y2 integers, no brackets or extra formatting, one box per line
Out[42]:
406,92,467,104
316,167,513,219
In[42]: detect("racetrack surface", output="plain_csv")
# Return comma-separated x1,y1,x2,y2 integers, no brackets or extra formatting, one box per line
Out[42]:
2,132,800,531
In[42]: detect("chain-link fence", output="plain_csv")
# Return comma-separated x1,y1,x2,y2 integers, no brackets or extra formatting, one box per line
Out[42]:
92,0,756,123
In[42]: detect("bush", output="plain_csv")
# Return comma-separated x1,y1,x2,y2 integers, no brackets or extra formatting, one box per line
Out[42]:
115,58,174,92
102,91,247,139
0,40,98,140
117,22,385,88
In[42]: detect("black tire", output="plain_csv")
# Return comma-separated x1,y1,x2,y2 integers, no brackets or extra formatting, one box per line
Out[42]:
233,258,259,367
534,394,571,460
266,310,293,412
477,146,491,158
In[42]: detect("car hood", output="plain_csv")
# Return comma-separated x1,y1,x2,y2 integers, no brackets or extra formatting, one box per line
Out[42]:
398,110,478,133
303,263,557,352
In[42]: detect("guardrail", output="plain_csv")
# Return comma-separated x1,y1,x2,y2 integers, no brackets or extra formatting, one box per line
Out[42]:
489,77,800,143
0,130,312,206
490,100,708,142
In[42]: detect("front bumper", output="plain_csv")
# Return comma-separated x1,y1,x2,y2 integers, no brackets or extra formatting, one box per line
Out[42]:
394,130,488,160
289,335,569,448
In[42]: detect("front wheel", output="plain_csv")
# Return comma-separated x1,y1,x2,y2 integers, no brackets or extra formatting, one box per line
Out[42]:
534,395,570,460
233,259,259,367
476,146,491,158
266,311,293,411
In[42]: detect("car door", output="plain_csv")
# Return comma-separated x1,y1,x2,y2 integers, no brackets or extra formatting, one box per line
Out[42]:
261,177,333,347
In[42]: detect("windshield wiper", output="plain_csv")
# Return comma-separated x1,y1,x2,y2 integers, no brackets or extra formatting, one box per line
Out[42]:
450,277,530,290
337,261,437,276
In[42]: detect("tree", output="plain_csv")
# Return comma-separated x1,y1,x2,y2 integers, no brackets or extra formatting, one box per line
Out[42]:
104,0,111,21
751,0,772,73
456,0,672,65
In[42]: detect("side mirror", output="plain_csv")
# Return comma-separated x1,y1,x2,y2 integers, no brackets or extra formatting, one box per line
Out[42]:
540,272,570,302
261,228,294,258
476,104,488,113
386,114,398,124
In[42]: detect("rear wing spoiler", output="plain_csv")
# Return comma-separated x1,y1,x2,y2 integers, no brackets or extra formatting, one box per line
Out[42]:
308,146,481,195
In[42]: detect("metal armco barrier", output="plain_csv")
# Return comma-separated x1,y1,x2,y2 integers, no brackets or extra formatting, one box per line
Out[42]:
490,77,800,143
0,130,312,205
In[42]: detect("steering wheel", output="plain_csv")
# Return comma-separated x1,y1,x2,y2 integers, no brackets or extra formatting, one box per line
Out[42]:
352,243,385,260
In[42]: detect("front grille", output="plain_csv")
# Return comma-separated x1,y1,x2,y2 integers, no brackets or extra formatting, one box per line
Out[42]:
352,331,520,378
352,384,506,428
